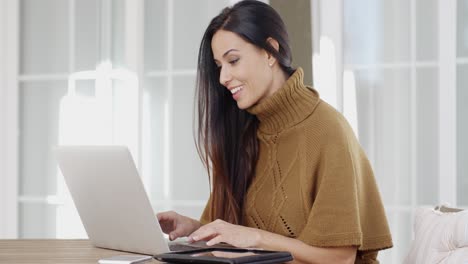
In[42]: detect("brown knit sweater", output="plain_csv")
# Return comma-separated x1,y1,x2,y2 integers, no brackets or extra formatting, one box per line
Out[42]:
201,68,393,263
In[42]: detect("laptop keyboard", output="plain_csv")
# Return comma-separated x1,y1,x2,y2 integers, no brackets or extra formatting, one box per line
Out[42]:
169,243,202,252
168,240,236,252
168,241,210,251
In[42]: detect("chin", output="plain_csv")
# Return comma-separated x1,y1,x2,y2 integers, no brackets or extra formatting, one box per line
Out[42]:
236,102,249,110
236,98,255,110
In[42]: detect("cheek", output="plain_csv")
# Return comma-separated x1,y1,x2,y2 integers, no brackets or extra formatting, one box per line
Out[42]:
241,55,267,79
254,67,273,91
243,61,269,86
245,72,272,105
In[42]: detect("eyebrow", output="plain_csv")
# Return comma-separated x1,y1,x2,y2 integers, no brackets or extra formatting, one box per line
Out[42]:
214,49,239,62
222,49,239,57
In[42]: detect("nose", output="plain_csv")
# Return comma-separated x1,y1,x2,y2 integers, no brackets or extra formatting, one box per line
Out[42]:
219,66,231,87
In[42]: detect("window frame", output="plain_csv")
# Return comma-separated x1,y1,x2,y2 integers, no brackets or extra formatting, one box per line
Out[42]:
0,0,19,239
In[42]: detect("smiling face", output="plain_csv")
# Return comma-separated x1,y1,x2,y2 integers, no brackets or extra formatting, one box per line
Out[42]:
211,30,279,109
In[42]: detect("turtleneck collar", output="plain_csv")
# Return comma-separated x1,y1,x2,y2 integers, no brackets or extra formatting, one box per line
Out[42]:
246,67,320,134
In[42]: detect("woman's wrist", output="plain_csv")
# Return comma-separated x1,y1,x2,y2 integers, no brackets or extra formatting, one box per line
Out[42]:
253,227,269,249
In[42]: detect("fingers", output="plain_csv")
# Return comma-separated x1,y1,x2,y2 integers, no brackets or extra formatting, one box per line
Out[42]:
188,227,212,242
189,219,224,242
206,235,224,246
156,213,165,221
169,231,179,241
188,220,260,248
157,211,178,235
157,210,177,221
157,211,202,240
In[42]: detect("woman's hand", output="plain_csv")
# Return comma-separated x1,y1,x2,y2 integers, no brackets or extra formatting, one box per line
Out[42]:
188,219,263,248
156,211,201,240
189,219,357,264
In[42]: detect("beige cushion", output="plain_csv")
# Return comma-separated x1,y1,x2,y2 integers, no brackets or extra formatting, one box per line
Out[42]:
404,205,468,263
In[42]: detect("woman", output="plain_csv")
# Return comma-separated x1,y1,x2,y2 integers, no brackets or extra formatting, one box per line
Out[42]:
157,1,393,263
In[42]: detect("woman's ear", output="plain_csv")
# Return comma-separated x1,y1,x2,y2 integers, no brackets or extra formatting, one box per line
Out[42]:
267,37,280,52
266,37,280,66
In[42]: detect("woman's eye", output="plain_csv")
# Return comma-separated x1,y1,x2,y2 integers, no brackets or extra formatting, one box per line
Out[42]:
229,58,239,65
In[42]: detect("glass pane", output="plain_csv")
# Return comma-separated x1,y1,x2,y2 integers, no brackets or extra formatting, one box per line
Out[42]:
416,68,439,205
172,76,209,200
75,0,100,71
112,79,140,153
144,0,168,71
416,0,437,61
353,69,412,206
457,65,468,205
19,203,57,238
173,0,230,69
112,0,125,68
20,0,69,74
344,0,410,65
457,0,468,57
378,211,412,264
19,81,67,196
75,80,95,98
173,204,206,221
151,204,206,223
352,71,374,163
143,77,168,202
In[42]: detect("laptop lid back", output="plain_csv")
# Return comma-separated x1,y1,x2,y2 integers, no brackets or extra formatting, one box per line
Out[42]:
55,145,170,255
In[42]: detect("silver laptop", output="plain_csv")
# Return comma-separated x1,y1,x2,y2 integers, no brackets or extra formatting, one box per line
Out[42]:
55,145,205,255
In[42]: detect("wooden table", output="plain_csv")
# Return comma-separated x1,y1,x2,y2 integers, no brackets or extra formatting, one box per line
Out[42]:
0,239,163,264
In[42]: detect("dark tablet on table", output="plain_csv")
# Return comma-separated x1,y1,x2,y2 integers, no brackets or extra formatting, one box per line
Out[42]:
154,247,293,264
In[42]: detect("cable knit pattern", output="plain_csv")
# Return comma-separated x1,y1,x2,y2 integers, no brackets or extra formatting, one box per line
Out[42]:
201,68,392,263
247,68,319,134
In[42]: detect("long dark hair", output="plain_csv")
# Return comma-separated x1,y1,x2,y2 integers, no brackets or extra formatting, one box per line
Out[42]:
195,0,295,224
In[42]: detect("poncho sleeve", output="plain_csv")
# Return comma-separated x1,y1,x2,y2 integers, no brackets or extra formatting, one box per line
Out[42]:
297,115,392,251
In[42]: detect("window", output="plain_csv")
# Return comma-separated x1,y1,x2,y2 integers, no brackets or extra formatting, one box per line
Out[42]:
2,2,466,264
314,0,464,262
13,0,230,239
457,0,468,205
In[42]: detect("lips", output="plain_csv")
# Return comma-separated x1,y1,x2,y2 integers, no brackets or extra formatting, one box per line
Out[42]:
228,85,243,101
229,85,243,94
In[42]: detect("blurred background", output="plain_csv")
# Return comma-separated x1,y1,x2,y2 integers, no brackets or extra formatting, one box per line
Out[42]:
0,0,467,263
